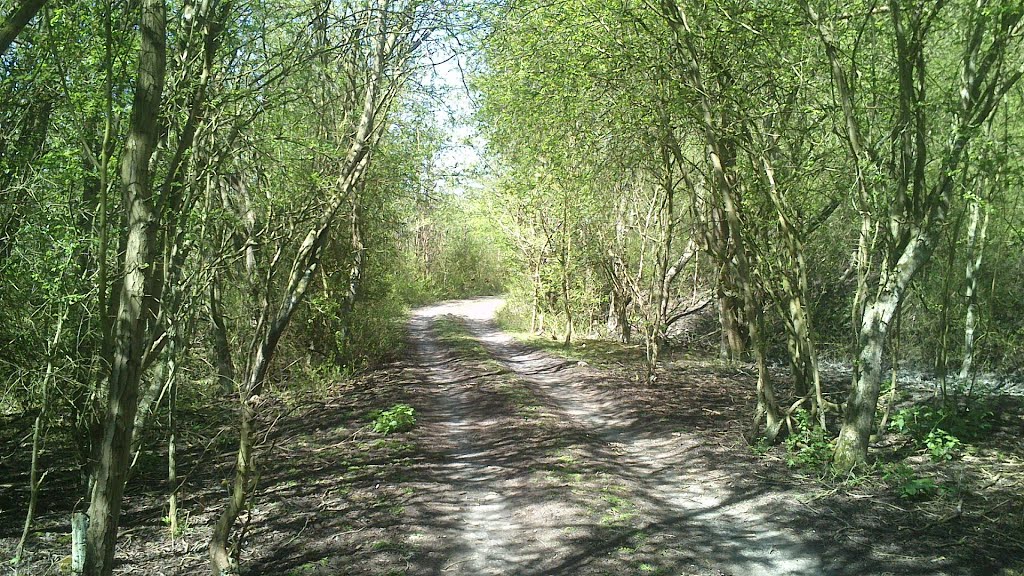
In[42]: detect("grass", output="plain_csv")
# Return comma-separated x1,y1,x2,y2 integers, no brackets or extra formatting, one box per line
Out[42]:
515,335,643,369
435,316,556,420
369,539,410,553
286,558,329,576
433,315,493,361
598,486,638,527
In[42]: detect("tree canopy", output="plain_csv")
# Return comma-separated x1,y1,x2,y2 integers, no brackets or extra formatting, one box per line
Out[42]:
2,0,1024,573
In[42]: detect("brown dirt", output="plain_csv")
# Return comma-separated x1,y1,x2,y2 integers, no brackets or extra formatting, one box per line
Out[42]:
2,297,1023,575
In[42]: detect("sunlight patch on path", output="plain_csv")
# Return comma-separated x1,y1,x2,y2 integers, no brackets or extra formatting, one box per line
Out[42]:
406,304,575,575
445,297,825,576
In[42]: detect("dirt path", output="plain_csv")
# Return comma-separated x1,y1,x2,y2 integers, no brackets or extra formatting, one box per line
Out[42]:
6,297,1019,575
400,298,824,575
400,302,591,574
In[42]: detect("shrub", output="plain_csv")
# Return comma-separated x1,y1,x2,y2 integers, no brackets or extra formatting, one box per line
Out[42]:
888,401,991,462
371,404,416,435
880,462,944,500
784,409,833,472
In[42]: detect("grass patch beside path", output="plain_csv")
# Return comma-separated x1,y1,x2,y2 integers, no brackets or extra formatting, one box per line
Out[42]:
510,334,645,370
432,314,493,362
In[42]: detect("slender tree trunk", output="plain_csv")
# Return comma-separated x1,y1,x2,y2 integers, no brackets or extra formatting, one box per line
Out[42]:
606,289,617,335
337,185,365,361
167,353,179,538
760,149,828,423
649,146,679,377
618,294,631,344
83,0,166,572
718,287,744,361
161,302,183,538
209,393,254,576
0,0,48,56
560,195,573,346
210,274,236,393
935,211,965,401
749,306,782,442
959,190,989,383
833,290,901,472
14,309,65,571
878,310,902,434
530,255,541,334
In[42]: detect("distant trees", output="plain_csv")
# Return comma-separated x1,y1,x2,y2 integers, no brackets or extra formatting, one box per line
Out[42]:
474,0,1024,466
804,0,1024,471
1,0,466,573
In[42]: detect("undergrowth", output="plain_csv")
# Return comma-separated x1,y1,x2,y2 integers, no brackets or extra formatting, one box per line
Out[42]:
370,404,416,435
889,398,995,462
783,409,833,473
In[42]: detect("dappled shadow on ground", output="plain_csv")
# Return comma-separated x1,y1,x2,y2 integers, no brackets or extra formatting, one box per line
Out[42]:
3,298,1021,575
238,298,1024,576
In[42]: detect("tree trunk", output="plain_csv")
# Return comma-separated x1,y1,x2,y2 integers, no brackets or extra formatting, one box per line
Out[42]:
71,512,88,575
530,256,541,334
749,307,782,442
935,211,966,401
833,292,900,472
336,185,365,362
560,194,573,346
14,309,63,570
606,290,618,335
162,305,183,538
210,274,236,394
617,294,631,344
167,356,179,538
209,393,254,576
83,0,165,573
717,284,744,361
0,0,48,56
959,190,989,383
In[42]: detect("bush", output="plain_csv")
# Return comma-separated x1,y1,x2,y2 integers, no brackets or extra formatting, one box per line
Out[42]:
371,404,416,435
881,462,944,500
888,401,993,461
784,409,833,472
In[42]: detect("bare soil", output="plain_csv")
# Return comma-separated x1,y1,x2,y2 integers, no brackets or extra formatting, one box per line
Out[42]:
2,297,1023,575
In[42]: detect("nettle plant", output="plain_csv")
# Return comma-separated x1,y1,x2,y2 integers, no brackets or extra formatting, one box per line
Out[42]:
888,401,994,462
371,404,417,435
783,409,834,472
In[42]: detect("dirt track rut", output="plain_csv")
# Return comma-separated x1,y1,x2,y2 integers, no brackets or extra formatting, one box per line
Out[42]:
403,298,824,575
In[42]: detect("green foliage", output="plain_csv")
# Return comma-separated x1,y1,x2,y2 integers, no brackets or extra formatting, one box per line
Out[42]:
899,476,943,500
889,401,994,461
494,278,538,333
370,404,416,435
342,296,410,369
411,192,513,300
160,511,191,537
783,409,833,472
286,558,330,576
924,429,962,462
880,463,944,501
750,438,772,456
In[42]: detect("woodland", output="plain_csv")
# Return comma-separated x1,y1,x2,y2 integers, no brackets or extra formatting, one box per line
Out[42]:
1,0,1024,575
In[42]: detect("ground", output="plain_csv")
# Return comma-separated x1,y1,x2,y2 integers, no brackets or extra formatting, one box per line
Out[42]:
2,298,1023,575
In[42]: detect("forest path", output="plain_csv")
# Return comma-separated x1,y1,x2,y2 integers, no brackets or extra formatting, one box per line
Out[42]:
400,298,825,575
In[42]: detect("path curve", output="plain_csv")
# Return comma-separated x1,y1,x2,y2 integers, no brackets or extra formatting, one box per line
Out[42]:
402,298,825,575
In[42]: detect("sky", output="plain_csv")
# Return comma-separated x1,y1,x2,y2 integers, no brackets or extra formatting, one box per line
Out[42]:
423,39,486,196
